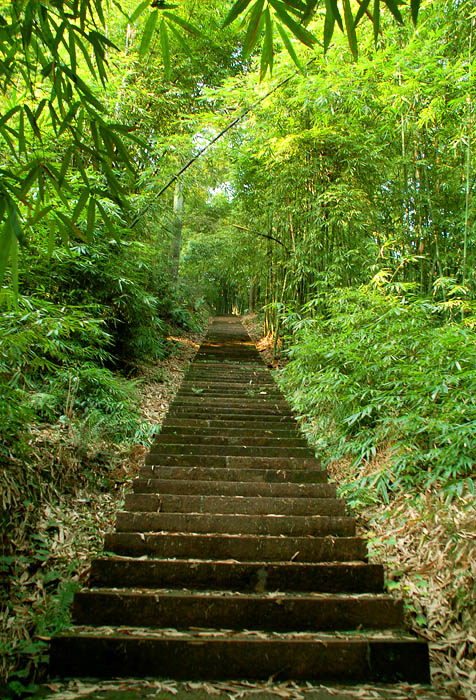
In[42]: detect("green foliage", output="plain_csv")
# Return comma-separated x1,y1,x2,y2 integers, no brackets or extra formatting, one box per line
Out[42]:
223,0,422,73
278,286,476,502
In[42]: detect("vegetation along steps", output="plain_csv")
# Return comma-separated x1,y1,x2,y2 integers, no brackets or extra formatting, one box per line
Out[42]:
49,316,431,684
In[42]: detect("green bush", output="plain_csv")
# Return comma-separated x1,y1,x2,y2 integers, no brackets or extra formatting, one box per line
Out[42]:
278,286,476,501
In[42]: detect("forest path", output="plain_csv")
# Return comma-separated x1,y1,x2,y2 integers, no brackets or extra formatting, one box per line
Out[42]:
49,316,430,687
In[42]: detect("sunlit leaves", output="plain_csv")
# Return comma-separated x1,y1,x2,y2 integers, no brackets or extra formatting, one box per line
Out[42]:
222,0,422,65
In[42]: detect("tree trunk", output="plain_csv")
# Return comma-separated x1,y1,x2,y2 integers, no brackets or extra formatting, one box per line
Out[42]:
170,178,184,277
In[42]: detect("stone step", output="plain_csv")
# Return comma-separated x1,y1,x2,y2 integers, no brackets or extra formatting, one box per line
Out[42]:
176,393,285,401
89,558,384,592
184,373,274,383
148,444,314,458
162,418,299,430
168,404,294,416
144,454,321,469
50,316,431,686
174,394,286,404
115,511,355,537
179,381,278,390
194,352,261,365
153,434,309,447
160,425,304,438
139,465,327,483
49,630,430,682
132,478,335,498
104,532,367,561
72,589,403,630
124,493,346,516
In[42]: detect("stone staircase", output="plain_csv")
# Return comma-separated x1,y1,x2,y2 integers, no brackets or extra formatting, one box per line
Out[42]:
50,316,430,684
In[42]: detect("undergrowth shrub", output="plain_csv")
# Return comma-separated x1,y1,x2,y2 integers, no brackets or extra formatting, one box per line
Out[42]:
0,292,153,553
278,286,476,503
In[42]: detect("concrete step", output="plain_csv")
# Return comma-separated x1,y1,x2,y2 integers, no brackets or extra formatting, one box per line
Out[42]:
123,493,346,516
72,589,403,630
89,558,384,592
50,630,430,682
131,478,335,498
104,532,368,561
139,465,327,483
114,511,355,537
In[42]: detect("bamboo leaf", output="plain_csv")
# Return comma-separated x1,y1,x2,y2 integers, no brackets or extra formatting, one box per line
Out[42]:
68,26,77,74
139,9,159,58
0,220,13,285
411,0,420,25
354,0,371,27
159,19,171,80
72,189,89,223
18,109,26,154
243,0,266,59
0,105,21,128
93,0,106,26
276,21,303,72
168,23,197,62
73,31,98,79
24,104,42,139
260,8,274,80
163,11,201,36
323,0,335,52
129,0,152,24
7,197,24,244
59,146,73,186
383,0,404,24
87,197,96,241
47,216,56,259
343,0,358,59
282,0,308,13
268,0,316,47
25,204,53,228
329,0,344,31
96,201,116,236
223,0,253,27
303,0,319,24
373,0,380,43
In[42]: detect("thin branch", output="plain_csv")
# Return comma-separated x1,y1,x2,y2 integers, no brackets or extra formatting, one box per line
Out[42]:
231,223,290,254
